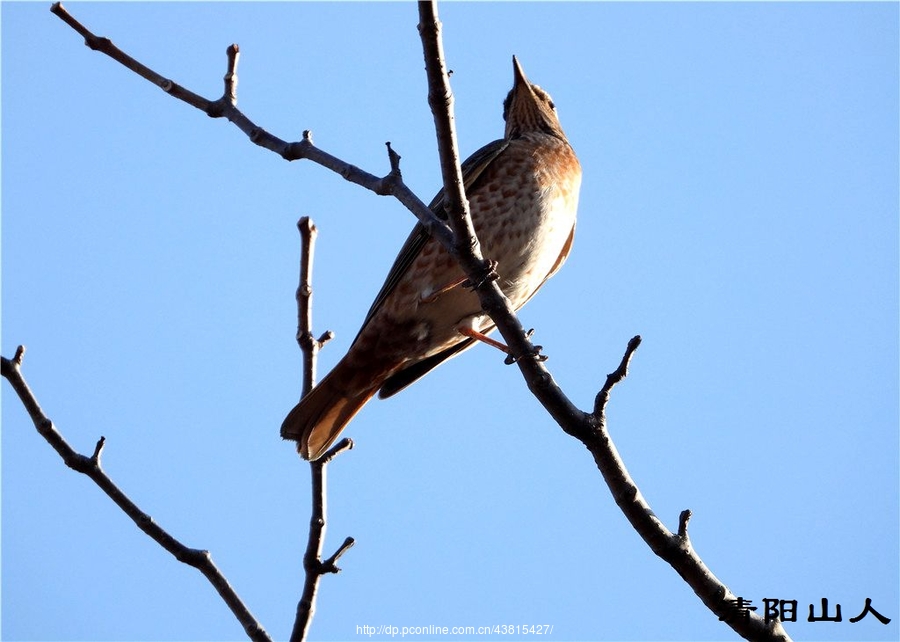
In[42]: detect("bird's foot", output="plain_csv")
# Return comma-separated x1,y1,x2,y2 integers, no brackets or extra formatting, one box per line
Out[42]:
458,326,548,365
504,341,548,365
462,259,500,291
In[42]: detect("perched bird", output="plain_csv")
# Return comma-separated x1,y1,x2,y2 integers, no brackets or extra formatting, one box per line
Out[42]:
282,56,582,460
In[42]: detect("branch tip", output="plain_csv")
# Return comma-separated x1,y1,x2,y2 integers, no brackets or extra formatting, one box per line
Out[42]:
319,437,353,464
385,141,402,174
13,345,26,366
678,509,692,540
297,216,317,237
91,436,106,465
222,44,239,105
592,336,642,418
322,536,355,572
317,330,336,346
627,333,643,353
297,216,319,243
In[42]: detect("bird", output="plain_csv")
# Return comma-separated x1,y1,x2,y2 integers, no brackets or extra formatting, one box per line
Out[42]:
282,56,582,460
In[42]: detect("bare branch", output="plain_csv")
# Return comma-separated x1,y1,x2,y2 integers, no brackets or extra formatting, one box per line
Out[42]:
318,437,354,464
0,349,271,642
90,435,106,466
295,217,323,396
678,509,693,542
416,5,483,268
49,2,455,254
289,222,354,642
583,339,791,642
221,44,239,109
593,334,642,417
321,536,356,574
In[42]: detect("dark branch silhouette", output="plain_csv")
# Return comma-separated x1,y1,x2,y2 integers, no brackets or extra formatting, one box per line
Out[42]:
48,2,456,255
293,217,335,398
0,347,271,642
2,3,801,641
289,217,354,642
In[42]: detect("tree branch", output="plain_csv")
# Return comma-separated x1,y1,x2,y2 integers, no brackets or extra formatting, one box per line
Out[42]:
0,348,271,642
414,3,791,641
48,2,456,255
294,217,334,397
289,218,354,642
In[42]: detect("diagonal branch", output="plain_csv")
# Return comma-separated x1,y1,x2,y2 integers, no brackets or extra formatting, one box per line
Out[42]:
415,2,791,641
415,4,583,422
289,217,354,642
48,2,455,256
0,347,272,642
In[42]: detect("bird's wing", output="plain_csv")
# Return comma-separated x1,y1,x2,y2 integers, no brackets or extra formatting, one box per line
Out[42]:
352,138,510,340
379,219,574,399
377,337,476,398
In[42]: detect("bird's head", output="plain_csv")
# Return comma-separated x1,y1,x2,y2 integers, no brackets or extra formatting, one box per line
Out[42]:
502,56,566,141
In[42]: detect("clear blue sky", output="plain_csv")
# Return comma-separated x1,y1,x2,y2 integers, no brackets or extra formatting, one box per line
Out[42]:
2,2,897,641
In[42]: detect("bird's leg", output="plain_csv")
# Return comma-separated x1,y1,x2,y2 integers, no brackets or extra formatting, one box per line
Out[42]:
420,260,500,305
419,275,470,304
458,327,548,364
458,326,510,353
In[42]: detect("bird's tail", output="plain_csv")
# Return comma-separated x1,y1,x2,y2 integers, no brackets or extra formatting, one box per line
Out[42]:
280,361,382,460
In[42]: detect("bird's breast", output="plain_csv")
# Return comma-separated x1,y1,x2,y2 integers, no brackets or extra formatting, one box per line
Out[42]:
470,135,581,308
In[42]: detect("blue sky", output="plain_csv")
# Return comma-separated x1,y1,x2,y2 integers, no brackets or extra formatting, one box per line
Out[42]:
2,2,898,641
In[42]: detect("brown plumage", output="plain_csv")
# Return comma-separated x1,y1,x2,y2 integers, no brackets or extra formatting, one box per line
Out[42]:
282,56,582,460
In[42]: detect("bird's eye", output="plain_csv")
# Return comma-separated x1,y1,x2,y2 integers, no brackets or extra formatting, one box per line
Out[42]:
548,100,556,110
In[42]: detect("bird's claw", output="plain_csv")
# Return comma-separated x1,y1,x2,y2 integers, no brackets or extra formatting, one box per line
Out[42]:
462,260,500,291
504,344,546,365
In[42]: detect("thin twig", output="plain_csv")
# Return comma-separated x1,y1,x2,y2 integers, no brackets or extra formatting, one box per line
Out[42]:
0,350,271,642
593,334,642,417
289,221,354,642
295,217,320,397
49,2,455,254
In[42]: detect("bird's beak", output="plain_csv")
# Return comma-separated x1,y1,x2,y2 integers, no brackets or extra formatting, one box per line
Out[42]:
512,55,529,89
